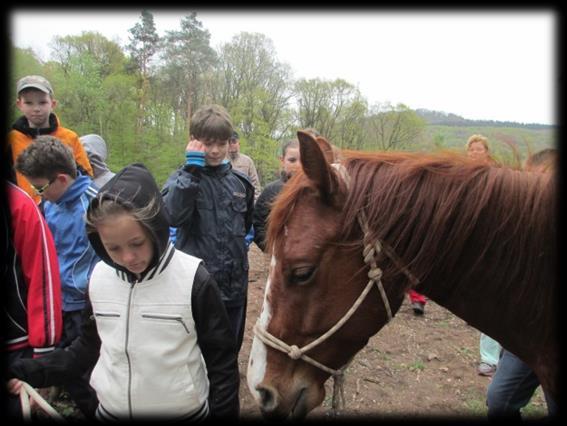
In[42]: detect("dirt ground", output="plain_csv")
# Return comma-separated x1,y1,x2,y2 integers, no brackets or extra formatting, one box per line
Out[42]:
239,245,548,420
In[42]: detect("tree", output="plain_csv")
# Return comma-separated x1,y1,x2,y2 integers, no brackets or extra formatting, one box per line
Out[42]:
293,78,367,147
161,12,217,134
50,32,126,78
364,103,427,151
126,10,160,162
215,32,293,141
126,10,160,78
333,98,368,150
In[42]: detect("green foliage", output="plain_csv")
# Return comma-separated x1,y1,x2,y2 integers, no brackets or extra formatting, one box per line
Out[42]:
50,32,127,78
242,135,280,185
363,103,427,151
217,32,293,141
50,51,104,133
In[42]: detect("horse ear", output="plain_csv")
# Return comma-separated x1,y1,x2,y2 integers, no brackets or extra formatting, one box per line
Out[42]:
297,130,338,200
313,136,337,164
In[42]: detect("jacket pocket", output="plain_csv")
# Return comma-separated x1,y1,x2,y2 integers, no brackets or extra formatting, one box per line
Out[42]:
93,311,122,341
230,198,247,236
94,311,121,318
195,197,214,236
141,313,191,334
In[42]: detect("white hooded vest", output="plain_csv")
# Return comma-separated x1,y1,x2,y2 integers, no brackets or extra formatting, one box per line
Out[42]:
88,243,209,420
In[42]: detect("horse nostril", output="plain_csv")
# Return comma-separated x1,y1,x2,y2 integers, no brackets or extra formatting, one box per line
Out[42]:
256,384,279,413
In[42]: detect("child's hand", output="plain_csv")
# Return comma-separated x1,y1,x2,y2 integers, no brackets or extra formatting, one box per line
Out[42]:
7,378,23,395
7,379,39,411
186,139,205,153
185,139,207,168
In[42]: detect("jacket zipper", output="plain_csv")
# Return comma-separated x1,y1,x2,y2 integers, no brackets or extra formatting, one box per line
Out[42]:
126,281,136,420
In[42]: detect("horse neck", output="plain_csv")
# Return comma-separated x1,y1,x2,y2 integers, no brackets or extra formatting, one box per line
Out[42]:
343,159,556,358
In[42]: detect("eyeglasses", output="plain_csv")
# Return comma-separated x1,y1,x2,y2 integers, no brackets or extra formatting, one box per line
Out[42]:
31,177,57,195
229,139,239,145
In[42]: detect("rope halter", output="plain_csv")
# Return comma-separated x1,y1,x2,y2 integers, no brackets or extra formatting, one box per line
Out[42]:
253,161,410,413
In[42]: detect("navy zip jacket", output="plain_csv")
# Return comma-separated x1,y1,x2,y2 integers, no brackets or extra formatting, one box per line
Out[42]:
162,162,254,307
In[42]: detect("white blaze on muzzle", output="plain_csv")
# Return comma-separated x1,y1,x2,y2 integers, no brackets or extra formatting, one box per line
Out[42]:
246,254,278,401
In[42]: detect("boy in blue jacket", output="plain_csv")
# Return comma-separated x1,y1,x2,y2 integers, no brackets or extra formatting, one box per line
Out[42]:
162,105,254,352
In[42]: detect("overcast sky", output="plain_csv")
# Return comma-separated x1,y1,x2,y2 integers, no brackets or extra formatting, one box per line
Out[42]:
10,9,557,125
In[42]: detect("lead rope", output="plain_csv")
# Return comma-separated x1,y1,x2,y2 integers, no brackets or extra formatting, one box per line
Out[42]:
19,381,66,421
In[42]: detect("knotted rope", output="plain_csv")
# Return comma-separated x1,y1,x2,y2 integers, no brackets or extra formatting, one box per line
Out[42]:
19,381,65,422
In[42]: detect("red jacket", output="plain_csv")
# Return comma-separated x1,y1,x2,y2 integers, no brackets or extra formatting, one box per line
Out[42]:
4,182,62,356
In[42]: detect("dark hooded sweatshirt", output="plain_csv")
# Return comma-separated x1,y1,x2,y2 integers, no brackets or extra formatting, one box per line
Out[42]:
7,163,239,420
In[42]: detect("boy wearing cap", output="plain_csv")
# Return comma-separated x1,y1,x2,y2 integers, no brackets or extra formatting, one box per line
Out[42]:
8,75,93,204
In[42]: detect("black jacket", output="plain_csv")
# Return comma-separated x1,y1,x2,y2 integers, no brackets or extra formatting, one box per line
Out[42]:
162,162,254,307
252,174,288,252
8,163,240,419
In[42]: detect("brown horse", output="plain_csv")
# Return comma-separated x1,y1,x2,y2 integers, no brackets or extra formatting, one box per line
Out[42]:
246,131,557,419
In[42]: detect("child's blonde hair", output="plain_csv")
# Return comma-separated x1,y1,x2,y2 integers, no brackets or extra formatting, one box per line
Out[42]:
466,134,489,151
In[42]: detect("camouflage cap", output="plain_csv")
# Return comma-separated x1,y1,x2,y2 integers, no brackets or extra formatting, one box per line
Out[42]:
16,75,54,95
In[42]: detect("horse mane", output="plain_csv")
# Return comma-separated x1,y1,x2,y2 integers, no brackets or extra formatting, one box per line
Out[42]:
267,149,556,342
340,149,556,340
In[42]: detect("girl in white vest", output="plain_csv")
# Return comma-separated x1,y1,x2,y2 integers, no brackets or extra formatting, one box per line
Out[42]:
7,163,240,422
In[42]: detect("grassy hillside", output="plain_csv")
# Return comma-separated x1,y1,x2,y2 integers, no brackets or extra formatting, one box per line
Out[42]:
419,124,556,165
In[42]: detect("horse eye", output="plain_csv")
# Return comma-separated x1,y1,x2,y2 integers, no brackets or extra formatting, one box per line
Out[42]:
290,266,316,285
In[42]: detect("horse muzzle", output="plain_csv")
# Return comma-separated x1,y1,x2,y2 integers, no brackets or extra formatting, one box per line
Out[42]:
255,383,314,420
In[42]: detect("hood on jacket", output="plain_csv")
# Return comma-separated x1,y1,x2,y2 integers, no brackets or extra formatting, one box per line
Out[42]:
80,134,108,162
12,113,58,138
79,134,115,188
54,175,95,205
87,163,170,279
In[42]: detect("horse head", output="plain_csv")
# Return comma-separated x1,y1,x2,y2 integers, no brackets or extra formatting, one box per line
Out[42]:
246,131,406,419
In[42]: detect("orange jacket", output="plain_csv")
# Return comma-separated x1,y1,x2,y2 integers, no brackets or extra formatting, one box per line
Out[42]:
8,114,94,204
